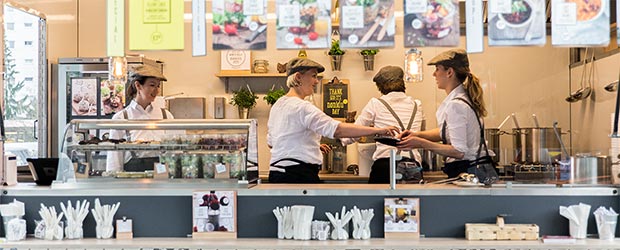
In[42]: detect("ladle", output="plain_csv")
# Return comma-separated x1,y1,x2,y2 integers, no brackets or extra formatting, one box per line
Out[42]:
497,115,511,130
566,49,593,102
604,80,619,92
511,113,520,129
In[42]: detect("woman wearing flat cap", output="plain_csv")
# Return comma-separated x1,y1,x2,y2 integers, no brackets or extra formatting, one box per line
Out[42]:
396,49,489,178
341,65,425,183
267,58,399,183
106,64,175,172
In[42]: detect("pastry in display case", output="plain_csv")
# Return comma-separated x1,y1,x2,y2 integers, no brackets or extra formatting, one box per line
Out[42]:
59,119,258,185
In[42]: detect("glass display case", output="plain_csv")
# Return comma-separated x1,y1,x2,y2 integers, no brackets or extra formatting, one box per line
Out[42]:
59,119,258,185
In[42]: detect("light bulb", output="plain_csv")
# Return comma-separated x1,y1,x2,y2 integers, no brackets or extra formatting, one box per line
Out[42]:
404,49,423,83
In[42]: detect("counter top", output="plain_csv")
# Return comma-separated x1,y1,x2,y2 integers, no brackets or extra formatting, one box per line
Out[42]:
2,181,618,197
2,237,619,249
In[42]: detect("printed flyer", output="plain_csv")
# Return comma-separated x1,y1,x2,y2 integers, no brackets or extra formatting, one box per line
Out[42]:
488,0,547,46
551,0,609,46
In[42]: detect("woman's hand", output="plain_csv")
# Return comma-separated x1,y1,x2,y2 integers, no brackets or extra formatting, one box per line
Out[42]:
320,144,332,154
377,126,399,137
396,131,424,150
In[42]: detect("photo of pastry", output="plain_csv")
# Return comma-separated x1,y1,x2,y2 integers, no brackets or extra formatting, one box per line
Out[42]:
403,0,459,47
384,198,419,233
339,0,395,48
551,0,609,46
212,0,268,50
100,79,125,116
488,0,546,46
276,0,332,49
70,77,98,117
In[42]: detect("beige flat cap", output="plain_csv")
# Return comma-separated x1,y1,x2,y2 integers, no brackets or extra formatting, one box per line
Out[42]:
286,58,325,76
373,66,404,84
131,65,167,81
427,49,469,68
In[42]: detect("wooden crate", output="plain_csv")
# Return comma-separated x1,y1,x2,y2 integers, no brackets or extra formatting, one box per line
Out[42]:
465,216,539,240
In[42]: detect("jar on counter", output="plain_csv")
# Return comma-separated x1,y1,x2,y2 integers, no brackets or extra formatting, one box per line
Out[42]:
201,153,220,179
223,152,244,180
160,152,181,179
253,60,269,73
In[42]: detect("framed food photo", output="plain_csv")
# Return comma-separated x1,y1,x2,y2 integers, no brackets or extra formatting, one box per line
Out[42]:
384,197,420,239
551,0,609,47
403,0,459,47
488,0,547,46
339,0,395,48
275,0,332,49
100,79,125,117
212,0,268,50
69,77,99,118
192,190,237,239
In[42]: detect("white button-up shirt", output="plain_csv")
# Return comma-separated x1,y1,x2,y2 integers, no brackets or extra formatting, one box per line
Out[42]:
437,85,483,162
342,92,425,162
268,96,340,167
105,100,175,171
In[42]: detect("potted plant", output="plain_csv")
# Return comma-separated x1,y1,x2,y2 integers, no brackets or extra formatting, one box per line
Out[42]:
328,39,345,71
264,86,286,106
360,49,379,71
229,86,258,119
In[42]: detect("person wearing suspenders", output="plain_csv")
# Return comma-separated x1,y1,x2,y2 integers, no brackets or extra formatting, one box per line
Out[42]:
396,49,489,178
105,65,174,172
341,66,425,183
267,58,399,183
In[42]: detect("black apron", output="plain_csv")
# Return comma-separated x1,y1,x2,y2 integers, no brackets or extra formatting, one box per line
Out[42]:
440,104,472,178
268,158,321,183
121,108,167,172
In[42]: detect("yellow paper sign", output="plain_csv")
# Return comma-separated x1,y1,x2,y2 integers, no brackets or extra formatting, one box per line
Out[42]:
129,0,184,50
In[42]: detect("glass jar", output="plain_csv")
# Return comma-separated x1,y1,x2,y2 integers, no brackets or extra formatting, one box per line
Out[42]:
181,154,201,178
201,153,220,179
160,152,181,178
253,60,269,73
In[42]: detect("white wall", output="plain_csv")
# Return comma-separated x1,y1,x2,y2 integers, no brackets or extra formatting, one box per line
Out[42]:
12,0,575,172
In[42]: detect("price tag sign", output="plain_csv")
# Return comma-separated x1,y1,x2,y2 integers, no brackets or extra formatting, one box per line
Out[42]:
341,6,364,29
216,163,227,174
278,4,301,27
243,0,265,16
155,163,167,174
116,219,133,233
489,0,512,13
405,0,427,14
553,2,577,25
195,206,208,219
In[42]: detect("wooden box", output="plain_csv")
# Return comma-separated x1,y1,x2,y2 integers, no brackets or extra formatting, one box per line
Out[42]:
465,216,539,241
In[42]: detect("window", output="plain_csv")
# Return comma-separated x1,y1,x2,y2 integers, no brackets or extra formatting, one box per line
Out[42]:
25,59,33,64
24,41,33,46
24,77,34,82
7,41,15,49
6,23,14,30
24,23,33,28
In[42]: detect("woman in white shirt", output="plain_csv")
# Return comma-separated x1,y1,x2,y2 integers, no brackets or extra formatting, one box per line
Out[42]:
341,66,425,183
267,58,398,183
397,49,487,178
106,65,174,172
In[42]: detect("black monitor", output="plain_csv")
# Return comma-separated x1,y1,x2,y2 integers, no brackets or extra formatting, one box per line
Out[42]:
26,158,59,186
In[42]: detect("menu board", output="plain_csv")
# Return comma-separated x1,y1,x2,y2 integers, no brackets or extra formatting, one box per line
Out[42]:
339,0,395,48
404,0,459,47
322,78,349,119
212,0,268,50
551,0,609,46
488,0,546,46
276,0,332,49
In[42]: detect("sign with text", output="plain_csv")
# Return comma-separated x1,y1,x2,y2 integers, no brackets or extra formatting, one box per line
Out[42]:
322,78,349,119
129,0,184,50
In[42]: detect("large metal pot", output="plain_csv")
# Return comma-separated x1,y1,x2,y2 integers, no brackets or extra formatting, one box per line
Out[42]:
512,127,562,164
485,128,501,163
570,155,611,184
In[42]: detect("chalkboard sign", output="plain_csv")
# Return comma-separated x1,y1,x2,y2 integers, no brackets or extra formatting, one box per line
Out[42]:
322,78,349,119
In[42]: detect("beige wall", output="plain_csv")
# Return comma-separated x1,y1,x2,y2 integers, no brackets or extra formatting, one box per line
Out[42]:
13,0,575,171
570,53,620,156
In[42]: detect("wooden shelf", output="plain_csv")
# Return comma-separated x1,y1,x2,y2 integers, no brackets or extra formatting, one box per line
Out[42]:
215,72,287,78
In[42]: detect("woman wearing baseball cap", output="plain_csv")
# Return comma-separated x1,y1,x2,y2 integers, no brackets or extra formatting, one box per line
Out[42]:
396,49,489,178
106,64,175,172
267,57,399,183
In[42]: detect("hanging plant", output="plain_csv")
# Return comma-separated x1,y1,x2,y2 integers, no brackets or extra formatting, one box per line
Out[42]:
264,86,286,106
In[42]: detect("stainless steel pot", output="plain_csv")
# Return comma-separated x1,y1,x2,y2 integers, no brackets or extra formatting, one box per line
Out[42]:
570,155,611,184
421,149,443,171
485,128,501,163
512,127,562,164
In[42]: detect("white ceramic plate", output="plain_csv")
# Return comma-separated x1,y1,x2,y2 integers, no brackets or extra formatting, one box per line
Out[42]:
453,181,483,187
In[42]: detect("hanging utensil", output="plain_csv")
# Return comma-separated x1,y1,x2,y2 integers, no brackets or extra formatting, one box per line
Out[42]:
553,121,569,163
566,48,590,102
511,113,520,129
497,115,511,130
604,80,619,92
578,51,595,100
532,114,540,128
